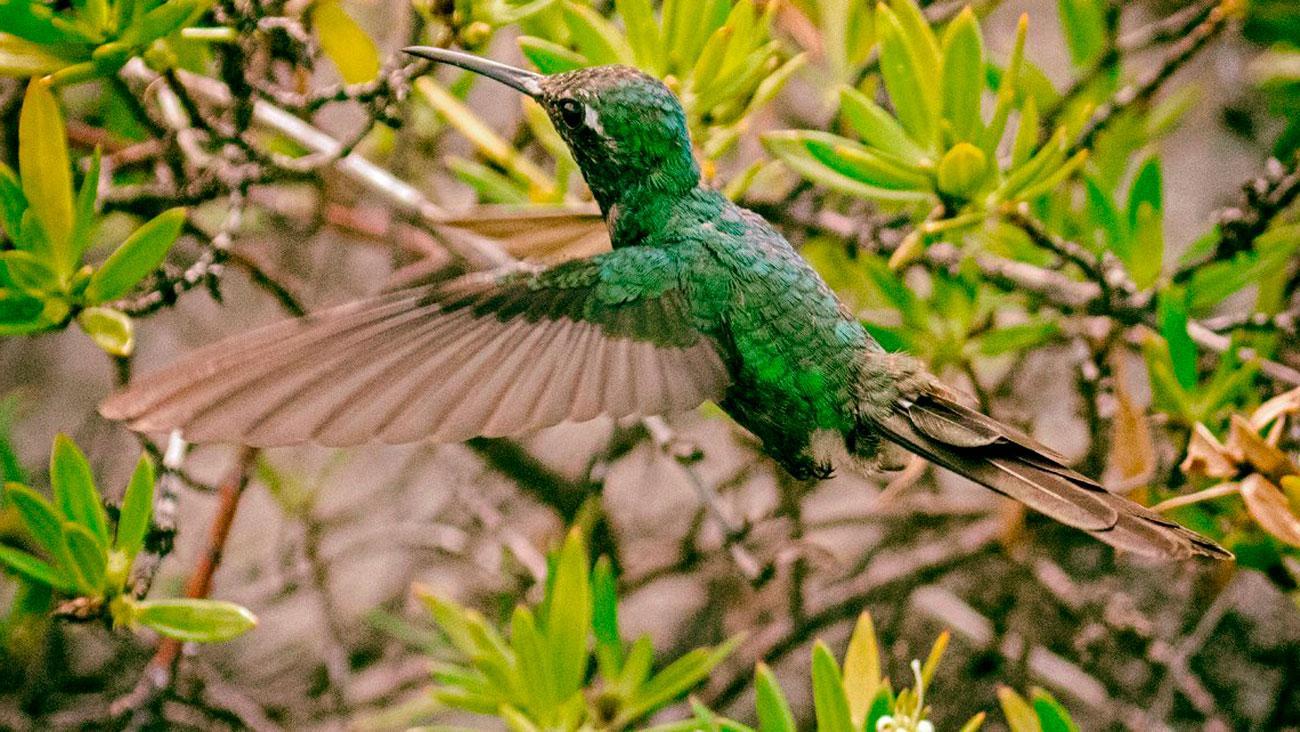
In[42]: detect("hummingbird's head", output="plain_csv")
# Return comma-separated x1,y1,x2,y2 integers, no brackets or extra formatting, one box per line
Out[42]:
404,47,700,211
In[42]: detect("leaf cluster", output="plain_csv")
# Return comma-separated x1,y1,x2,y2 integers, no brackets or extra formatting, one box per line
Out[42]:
0,434,255,643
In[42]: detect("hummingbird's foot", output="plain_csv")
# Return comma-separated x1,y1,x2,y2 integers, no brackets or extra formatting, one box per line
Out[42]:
782,454,836,481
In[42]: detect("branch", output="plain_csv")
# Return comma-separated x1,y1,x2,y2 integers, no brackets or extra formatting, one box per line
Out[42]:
113,446,258,720
1071,0,1239,154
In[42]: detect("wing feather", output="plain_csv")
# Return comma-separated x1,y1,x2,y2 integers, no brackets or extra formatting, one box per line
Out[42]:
101,252,729,447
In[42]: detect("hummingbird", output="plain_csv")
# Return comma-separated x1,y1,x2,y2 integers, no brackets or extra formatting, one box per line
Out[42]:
101,47,1229,560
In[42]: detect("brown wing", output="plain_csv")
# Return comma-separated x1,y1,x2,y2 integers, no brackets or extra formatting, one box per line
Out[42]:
877,388,1231,560
101,254,728,448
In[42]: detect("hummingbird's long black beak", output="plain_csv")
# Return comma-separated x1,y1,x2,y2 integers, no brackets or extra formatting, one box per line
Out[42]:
403,46,544,98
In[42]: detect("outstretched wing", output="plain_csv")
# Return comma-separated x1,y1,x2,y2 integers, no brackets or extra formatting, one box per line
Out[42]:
101,249,729,447
877,387,1231,560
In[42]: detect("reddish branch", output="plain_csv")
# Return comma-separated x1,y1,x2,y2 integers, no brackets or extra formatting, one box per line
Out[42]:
111,446,257,719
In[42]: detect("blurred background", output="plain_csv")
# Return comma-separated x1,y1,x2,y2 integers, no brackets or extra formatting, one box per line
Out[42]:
1,0,1299,729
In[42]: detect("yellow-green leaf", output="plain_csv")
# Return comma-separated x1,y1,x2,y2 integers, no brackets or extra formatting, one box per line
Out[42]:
754,663,796,732
311,0,380,84
85,207,186,303
842,612,881,725
998,686,1042,732
546,528,591,699
18,79,73,277
132,597,258,642
937,142,988,198
839,86,928,163
50,434,108,547
77,306,134,356
940,7,985,141
876,4,935,147
63,522,107,595
811,641,854,732
114,453,155,561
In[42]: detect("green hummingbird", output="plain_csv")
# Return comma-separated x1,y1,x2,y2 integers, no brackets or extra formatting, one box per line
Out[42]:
101,47,1229,560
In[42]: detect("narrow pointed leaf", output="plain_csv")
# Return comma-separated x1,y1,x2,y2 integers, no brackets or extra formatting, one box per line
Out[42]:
18,79,73,277
114,453,155,561
876,5,935,146
1058,0,1106,68
0,545,74,592
810,641,854,732
63,522,107,595
1030,688,1079,732
70,147,101,265
563,3,634,66
519,36,588,75
591,555,622,675
546,529,590,699
311,0,380,84
940,7,985,141
85,207,186,303
754,663,796,732
998,686,1042,732
134,598,258,642
842,612,881,725
51,434,109,548
0,162,26,242
5,482,64,558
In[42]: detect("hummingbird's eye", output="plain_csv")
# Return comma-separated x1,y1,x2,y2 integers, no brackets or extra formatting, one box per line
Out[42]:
557,98,585,130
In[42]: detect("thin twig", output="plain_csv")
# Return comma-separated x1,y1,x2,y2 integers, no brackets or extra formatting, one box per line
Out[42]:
113,446,258,720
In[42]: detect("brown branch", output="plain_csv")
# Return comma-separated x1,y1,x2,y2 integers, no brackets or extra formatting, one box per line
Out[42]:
112,446,257,720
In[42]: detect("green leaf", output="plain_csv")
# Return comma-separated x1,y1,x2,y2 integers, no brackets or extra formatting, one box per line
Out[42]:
940,7,985,142
0,251,58,294
591,555,622,676
0,34,71,77
980,13,1028,157
842,612,880,726
546,529,591,698
998,686,1042,732
1158,289,1197,391
114,453,155,561
810,641,854,732
85,207,186,303
754,663,796,732
518,36,588,75
63,522,107,595
876,4,935,147
1129,201,1164,290
1010,97,1039,169
936,142,988,198
1030,688,1079,732
510,606,555,714
50,434,109,547
802,133,930,191
133,598,258,642
1057,0,1106,68
0,545,74,592
312,0,380,84
5,482,65,559
0,288,47,334
1083,175,1123,249
865,685,895,731
0,162,26,242
70,147,101,266
762,131,932,204
621,639,736,724
838,86,927,164
614,0,662,73
18,79,73,277
122,0,211,46
563,2,634,66
1127,156,1163,231
76,306,134,356
976,320,1061,355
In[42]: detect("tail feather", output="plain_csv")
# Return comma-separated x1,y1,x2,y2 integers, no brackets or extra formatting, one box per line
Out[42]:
875,389,1231,560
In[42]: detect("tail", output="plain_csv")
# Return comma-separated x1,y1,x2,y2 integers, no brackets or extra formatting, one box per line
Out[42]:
872,384,1231,560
